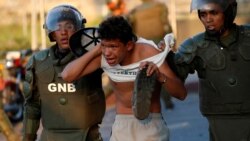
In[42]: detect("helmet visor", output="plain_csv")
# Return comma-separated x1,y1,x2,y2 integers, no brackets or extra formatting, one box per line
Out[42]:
44,5,83,34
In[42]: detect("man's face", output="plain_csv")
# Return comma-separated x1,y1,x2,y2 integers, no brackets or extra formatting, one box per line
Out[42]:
100,39,129,66
51,20,76,49
199,3,225,34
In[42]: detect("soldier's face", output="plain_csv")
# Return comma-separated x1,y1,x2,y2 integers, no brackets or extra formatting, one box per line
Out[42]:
198,3,225,34
51,20,76,49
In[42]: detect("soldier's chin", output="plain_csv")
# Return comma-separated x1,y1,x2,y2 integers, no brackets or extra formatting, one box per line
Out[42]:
206,29,219,36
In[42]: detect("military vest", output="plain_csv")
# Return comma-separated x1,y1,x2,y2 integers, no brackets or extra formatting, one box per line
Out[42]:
32,46,105,140
178,25,250,115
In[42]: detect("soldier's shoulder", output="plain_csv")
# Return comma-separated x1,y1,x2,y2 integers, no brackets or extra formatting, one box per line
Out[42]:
192,32,205,42
26,49,50,69
176,33,205,63
33,49,50,61
179,32,205,52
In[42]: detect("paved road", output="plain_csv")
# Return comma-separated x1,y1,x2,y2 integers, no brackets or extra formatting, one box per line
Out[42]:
163,93,209,141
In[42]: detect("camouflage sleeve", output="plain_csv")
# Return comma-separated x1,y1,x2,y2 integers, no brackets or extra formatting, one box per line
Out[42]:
22,55,41,141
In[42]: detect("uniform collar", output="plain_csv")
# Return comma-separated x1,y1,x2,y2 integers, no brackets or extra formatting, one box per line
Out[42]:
49,45,75,66
204,24,238,48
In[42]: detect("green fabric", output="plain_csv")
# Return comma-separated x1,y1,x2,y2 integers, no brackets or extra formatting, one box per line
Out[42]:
23,45,106,141
173,24,250,115
207,116,250,141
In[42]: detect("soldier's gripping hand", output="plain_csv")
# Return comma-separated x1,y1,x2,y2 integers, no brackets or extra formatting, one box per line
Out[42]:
158,33,175,52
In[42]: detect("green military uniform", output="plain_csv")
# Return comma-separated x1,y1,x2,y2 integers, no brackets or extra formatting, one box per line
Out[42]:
168,24,250,141
22,45,105,141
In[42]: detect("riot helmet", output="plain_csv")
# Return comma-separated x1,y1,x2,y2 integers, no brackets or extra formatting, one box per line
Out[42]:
190,0,236,12
190,0,237,35
44,4,86,41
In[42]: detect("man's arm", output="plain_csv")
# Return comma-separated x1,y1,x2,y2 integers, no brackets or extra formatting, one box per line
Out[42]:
159,34,197,82
62,45,102,82
166,51,193,82
159,61,187,100
139,61,187,101
22,56,41,141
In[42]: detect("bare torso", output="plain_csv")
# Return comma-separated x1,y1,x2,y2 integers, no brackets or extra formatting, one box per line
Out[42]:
110,80,162,114
107,42,163,114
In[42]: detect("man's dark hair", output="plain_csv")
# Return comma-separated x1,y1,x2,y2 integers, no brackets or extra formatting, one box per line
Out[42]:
98,16,137,44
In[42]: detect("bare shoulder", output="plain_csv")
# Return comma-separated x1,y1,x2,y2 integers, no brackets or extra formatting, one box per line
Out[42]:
135,42,160,58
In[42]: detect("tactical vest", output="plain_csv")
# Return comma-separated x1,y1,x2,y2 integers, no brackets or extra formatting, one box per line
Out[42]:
29,46,105,140
178,25,250,115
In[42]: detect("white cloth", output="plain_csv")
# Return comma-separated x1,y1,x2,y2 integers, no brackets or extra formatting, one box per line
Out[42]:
101,37,169,82
109,114,169,141
163,33,175,53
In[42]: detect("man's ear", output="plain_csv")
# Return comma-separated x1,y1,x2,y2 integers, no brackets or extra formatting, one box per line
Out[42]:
126,41,134,51
50,32,56,41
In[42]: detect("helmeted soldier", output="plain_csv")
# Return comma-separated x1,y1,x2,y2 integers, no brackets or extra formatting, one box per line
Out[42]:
22,4,105,141
165,0,250,140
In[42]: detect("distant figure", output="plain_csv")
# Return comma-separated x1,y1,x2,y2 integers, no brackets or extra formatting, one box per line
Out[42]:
0,65,5,91
3,51,24,124
127,0,174,109
106,0,126,16
127,0,172,43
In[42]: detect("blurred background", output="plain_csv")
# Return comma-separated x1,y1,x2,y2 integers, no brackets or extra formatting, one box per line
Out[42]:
1,0,250,53
0,0,250,141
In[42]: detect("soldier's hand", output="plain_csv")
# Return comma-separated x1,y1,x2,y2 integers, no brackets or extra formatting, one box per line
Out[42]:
157,33,175,52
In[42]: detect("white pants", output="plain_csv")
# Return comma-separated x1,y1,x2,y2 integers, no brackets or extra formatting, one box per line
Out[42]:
109,113,169,141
